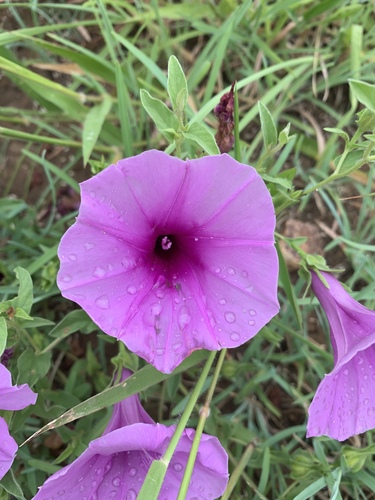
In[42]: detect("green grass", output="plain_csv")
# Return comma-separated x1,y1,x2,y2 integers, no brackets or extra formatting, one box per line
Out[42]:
0,0,375,498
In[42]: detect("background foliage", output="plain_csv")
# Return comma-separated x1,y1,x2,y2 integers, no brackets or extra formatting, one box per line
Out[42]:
0,0,375,498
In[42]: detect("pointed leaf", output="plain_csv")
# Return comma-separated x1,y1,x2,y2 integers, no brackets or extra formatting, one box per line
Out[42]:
82,96,112,165
183,122,220,155
349,79,375,113
0,317,7,357
167,56,188,116
258,101,277,148
140,89,180,142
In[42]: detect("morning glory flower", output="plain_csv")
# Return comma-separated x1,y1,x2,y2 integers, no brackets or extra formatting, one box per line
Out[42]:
57,150,279,373
0,417,18,480
33,370,228,499
307,271,375,441
0,363,37,479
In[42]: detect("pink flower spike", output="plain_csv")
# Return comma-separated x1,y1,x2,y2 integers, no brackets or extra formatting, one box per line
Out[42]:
33,371,228,499
0,364,37,410
57,150,279,373
307,271,375,441
0,417,18,480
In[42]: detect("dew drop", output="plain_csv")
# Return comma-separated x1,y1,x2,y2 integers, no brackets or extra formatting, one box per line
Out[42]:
172,341,182,352
77,476,84,483
156,348,165,356
173,463,183,472
155,290,164,299
57,490,66,496
84,242,95,251
230,332,240,341
241,270,248,278
127,285,137,295
248,320,255,326
112,477,121,487
93,266,107,278
128,468,137,477
178,305,191,330
224,311,236,324
246,285,254,292
61,275,72,283
360,386,365,394
151,303,162,316
249,309,256,316
122,257,136,270
343,369,349,376
214,267,221,274
108,213,114,219
95,295,109,310
367,407,374,417
218,298,226,305
126,490,137,500
89,190,96,198
109,492,117,498
68,254,77,261
79,485,85,493
95,467,102,476
364,398,369,405
227,267,235,276
194,237,198,242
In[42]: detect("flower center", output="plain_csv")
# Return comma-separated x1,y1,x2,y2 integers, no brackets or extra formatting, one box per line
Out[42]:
154,234,177,260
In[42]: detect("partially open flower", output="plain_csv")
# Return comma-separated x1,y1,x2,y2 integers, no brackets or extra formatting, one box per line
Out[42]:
33,370,228,499
0,418,17,481
0,363,37,479
307,271,375,441
57,151,279,373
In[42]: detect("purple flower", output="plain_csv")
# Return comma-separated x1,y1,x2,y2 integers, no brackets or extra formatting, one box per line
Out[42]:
307,271,375,441
0,363,37,410
0,363,37,479
33,370,229,499
0,417,18,480
57,150,279,373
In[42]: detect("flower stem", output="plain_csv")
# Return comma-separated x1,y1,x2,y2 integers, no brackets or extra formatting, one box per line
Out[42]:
177,348,227,500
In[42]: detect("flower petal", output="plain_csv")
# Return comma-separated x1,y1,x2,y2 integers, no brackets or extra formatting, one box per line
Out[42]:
307,345,375,441
0,417,18,480
0,364,37,410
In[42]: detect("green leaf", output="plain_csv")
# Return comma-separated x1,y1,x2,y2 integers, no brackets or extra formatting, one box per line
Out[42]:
0,469,25,500
324,127,350,145
23,350,208,443
167,56,188,118
82,96,112,165
13,267,33,316
137,460,168,500
258,101,277,148
183,122,220,155
349,79,375,113
0,317,7,357
278,122,292,147
49,310,97,339
17,350,51,386
140,89,180,142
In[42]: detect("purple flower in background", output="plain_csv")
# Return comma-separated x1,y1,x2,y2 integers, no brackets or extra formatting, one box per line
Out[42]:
0,363,37,479
0,417,18,480
57,150,279,373
33,370,228,499
307,271,375,441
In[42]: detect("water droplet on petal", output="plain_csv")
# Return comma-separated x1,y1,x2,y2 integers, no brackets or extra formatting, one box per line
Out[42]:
227,267,235,276
128,468,137,477
364,398,369,405
218,298,226,305
112,477,121,487
248,320,255,326
249,309,256,316
109,491,117,498
79,485,85,493
155,290,164,299
215,267,221,274
178,305,191,330
127,285,137,295
89,190,96,198
173,462,183,472
108,213,114,219
224,311,236,324
68,254,77,261
151,303,162,316
241,270,248,278
172,341,182,352
126,490,137,500
95,295,109,309
93,266,107,278
343,369,349,376
77,476,84,483
230,332,240,341
57,490,66,496
122,257,136,270
156,348,165,356
61,274,72,283
84,242,95,251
